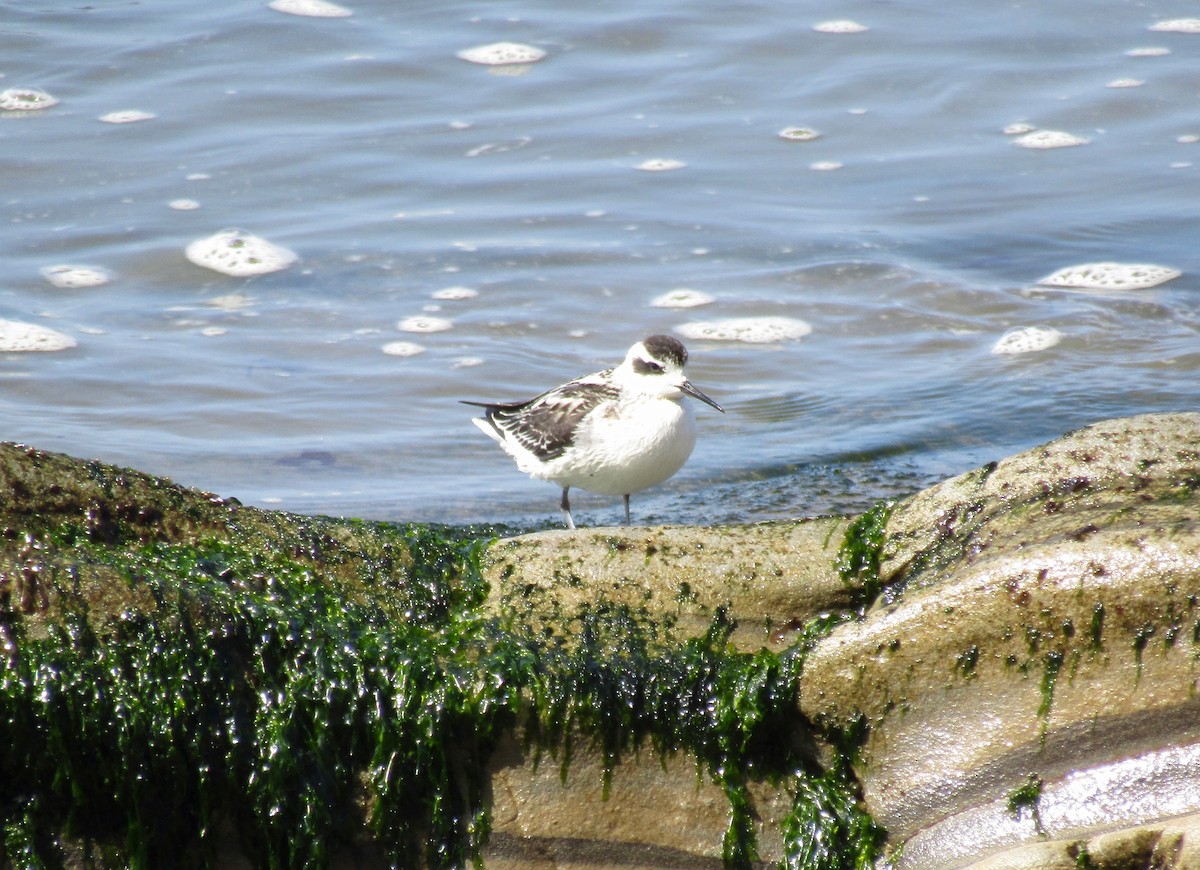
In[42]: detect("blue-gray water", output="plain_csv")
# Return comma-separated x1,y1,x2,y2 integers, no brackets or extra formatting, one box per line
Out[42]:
3,1,1198,528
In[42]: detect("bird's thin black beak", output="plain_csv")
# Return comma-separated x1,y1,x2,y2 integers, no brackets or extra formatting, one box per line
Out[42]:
681,379,724,413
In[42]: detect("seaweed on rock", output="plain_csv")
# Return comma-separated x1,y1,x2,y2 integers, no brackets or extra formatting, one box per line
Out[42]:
1,521,882,869
0,444,884,869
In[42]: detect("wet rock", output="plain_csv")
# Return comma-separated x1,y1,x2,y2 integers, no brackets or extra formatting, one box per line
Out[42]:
3,412,1199,869
800,412,1200,869
480,519,853,652
1,442,837,868
484,734,793,868
963,811,1200,869
478,522,852,867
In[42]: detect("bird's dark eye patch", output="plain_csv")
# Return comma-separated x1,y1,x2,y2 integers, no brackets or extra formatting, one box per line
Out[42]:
633,358,665,375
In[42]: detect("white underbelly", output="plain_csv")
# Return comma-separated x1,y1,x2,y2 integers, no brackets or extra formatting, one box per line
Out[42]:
534,398,698,496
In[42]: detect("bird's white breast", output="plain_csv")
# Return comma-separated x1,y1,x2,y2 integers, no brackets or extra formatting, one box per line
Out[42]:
536,394,697,496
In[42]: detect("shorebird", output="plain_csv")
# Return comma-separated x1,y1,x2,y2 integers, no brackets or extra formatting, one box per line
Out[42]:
464,334,723,528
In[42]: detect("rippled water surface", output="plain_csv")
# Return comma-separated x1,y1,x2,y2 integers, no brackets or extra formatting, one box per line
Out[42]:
3,1,1198,527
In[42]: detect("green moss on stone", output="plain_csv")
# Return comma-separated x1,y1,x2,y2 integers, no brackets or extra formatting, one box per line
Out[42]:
1,444,884,870
1,527,498,869
1038,649,1064,722
956,645,980,678
1132,622,1155,678
834,501,894,610
1006,772,1045,836
782,758,882,870
1072,843,1100,870
1090,602,1105,649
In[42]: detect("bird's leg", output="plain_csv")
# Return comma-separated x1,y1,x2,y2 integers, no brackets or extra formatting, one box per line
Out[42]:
623,494,631,526
561,487,576,530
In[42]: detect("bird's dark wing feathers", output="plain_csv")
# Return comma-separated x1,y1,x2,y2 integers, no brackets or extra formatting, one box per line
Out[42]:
477,375,620,461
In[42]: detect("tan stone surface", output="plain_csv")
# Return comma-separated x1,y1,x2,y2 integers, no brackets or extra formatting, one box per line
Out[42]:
963,810,1200,870
483,735,786,868
880,412,1200,592
961,841,1078,870
482,519,853,651
479,523,846,866
799,412,1200,869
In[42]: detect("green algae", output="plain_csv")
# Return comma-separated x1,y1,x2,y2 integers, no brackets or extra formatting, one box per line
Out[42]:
1006,772,1045,836
1072,843,1100,870
0,521,882,869
956,645,980,678
834,501,894,611
1132,621,1156,683
1038,649,1064,722
780,706,881,870
763,509,891,870
781,762,879,870
2,527,501,869
510,601,883,869
0,441,885,869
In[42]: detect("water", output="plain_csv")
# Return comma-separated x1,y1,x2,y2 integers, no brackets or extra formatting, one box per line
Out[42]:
2,1,1198,528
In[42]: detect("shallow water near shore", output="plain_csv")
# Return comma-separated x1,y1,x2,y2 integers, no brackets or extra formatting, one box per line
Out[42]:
2,1,1198,527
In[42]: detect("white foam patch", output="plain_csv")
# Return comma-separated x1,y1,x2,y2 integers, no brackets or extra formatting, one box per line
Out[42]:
185,229,297,277
397,316,452,333
810,161,843,171
991,326,1063,355
1003,122,1037,135
99,109,156,124
677,316,812,344
268,0,353,17
1149,18,1200,33
40,265,111,289
1012,130,1090,149
1038,262,1181,291
487,65,539,79
0,88,59,111
431,286,478,300
635,158,686,172
453,357,484,368
1106,78,1144,88
651,289,715,309
207,293,255,311
382,341,425,357
1126,46,1171,57
456,42,546,65
169,199,201,211
778,126,821,142
0,319,76,352
813,19,869,33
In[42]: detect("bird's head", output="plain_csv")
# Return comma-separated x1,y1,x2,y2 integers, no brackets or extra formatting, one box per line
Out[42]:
614,334,724,412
